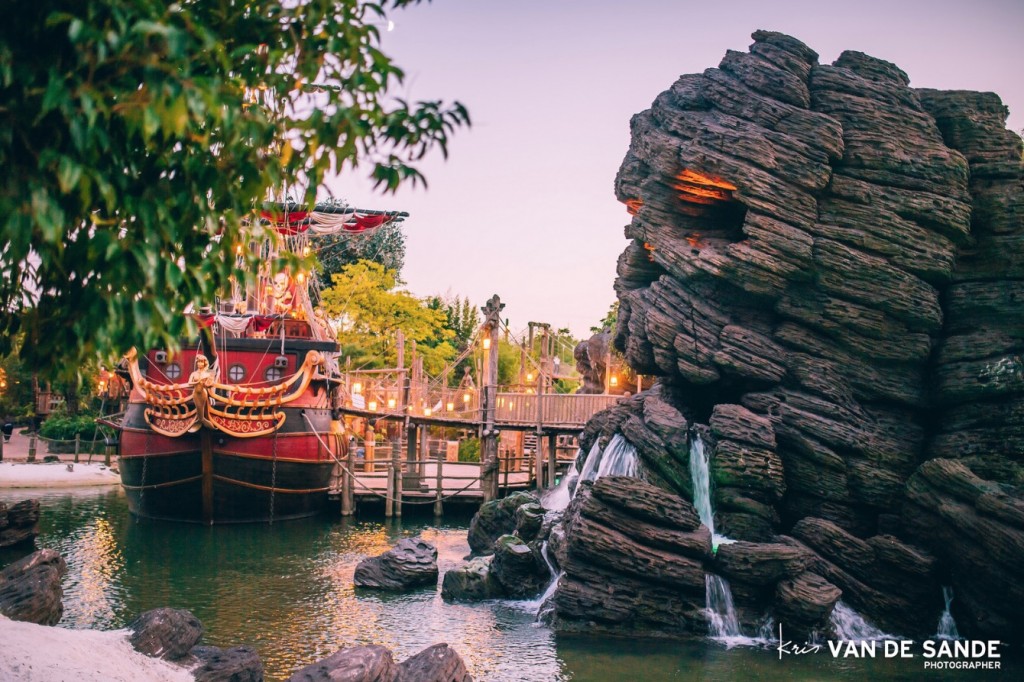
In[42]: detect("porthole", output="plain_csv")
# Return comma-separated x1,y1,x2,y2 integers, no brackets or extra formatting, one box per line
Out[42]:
165,363,182,381
228,364,246,382
265,366,283,382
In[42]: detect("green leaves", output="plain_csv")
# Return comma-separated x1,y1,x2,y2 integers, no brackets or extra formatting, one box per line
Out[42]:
1,0,468,377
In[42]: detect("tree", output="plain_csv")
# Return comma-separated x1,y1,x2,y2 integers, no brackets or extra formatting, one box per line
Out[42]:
321,260,456,374
591,301,620,334
316,221,406,282
0,0,469,379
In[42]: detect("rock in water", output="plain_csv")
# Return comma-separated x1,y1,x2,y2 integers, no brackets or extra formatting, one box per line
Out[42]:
0,548,66,625
0,499,41,548
466,491,540,555
489,534,549,599
441,556,502,601
396,643,472,682
287,645,396,682
192,644,264,682
354,538,438,591
128,607,203,660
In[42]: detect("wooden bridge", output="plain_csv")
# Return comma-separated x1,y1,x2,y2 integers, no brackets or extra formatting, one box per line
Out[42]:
330,295,626,514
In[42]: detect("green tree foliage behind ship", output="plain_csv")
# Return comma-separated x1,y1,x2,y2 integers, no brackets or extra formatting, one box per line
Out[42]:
0,0,468,381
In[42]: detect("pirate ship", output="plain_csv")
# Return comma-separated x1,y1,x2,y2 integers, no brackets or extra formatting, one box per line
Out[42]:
114,204,405,523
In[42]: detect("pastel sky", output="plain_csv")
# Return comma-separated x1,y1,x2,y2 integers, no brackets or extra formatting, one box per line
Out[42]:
330,0,1024,338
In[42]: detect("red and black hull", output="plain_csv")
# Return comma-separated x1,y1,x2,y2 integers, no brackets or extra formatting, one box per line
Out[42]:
118,404,337,523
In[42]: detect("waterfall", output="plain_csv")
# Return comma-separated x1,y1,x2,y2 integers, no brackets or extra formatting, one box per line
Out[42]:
577,440,604,485
541,452,580,511
527,541,562,619
689,432,751,644
688,433,734,551
595,434,638,478
705,574,743,640
936,586,960,640
830,601,889,640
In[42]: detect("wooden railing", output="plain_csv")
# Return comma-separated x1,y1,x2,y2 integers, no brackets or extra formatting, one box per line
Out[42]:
494,393,619,427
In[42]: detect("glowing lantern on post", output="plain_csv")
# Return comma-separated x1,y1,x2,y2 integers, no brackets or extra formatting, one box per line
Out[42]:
368,400,378,412
482,337,491,350
463,393,471,404
446,401,454,412
610,375,619,388
424,407,432,417
352,382,362,394
387,398,396,409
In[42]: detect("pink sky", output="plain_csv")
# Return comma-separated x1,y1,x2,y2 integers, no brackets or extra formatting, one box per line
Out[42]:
331,0,1024,338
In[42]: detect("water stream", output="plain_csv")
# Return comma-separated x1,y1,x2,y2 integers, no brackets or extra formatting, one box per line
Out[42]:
688,433,747,643
936,586,960,640
594,434,638,479
830,601,889,640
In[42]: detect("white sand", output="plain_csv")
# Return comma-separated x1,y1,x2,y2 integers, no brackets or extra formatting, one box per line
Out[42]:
0,616,194,682
0,462,120,488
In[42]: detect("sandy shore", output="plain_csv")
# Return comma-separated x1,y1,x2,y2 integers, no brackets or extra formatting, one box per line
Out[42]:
0,462,120,488
0,616,193,682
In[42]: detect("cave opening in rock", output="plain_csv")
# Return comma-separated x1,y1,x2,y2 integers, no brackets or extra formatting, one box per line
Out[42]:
671,168,747,248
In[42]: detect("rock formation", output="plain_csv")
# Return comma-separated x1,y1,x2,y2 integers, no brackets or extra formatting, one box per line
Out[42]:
466,491,539,555
353,538,439,591
287,643,472,682
128,607,204,660
0,499,40,548
0,548,66,625
552,30,1022,644
191,645,265,682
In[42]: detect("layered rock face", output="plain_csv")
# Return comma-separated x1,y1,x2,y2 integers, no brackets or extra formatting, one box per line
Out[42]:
559,30,1022,642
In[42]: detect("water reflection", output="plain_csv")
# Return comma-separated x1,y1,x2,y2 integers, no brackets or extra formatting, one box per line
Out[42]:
6,491,1012,682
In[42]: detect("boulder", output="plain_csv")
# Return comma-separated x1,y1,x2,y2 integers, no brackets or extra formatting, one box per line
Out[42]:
128,607,203,660
191,645,264,682
354,538,438,591
440,556,502,601
514,503,545,543
0,499,40,548
489,534,550,599
774,572,841,639
0,548,66,625
467,491,539,555
287,645,396,682
396,643,472,682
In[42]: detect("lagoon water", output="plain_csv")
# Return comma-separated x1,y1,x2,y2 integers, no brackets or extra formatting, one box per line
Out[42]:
0,487,1005,681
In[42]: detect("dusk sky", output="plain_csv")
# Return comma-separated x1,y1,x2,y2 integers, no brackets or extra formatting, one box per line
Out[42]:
332,0,1024,338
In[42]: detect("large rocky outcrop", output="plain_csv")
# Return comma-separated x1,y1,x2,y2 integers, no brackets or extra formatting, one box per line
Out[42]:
554,30,1022,644
353,538,438,591
0,548,66,625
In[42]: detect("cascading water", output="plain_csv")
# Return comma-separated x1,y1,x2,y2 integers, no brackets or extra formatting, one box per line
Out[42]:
689,433,745,642
577,440,604,485
595,434,638,478
936,586,960,640
541,451,580,511
522,541,562,619
830,601,889,640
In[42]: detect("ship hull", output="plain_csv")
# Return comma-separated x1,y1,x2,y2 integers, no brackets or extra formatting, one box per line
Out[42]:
118,405,338,523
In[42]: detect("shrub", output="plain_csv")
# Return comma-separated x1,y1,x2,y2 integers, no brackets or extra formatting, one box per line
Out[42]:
458,438,481,463
39,413,99,442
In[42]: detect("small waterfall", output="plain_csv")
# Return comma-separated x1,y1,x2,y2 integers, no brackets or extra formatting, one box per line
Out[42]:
706,574,743,640
577,440,604,485
936,586,960,640
541,452,580,511
689,432,754,645
595,434,638,478
830,601,889,640
525,541,562,619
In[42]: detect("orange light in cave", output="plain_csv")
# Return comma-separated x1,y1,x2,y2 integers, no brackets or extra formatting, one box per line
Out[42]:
674,169,737,206
686,235,703,249
624,198,644,215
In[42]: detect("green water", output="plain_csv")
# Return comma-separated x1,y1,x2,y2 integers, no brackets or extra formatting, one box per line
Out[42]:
1,488,1014,681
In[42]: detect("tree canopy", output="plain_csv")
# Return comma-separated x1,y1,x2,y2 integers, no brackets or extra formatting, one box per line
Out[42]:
321,260,457,375
0,0,468,379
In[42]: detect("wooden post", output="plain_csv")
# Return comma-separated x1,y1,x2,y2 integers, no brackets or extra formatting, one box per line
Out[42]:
406,423,418,489
28,433,36,462
535,360,544,492
480,295,504,503
346,443,356,514
365,425,376,472
418,425,429,480
74,434,81,463
396,329,405,372
341,456,352,517
547,433,557,488
393,442,403,518
434,451,444,516
385,462,394,518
